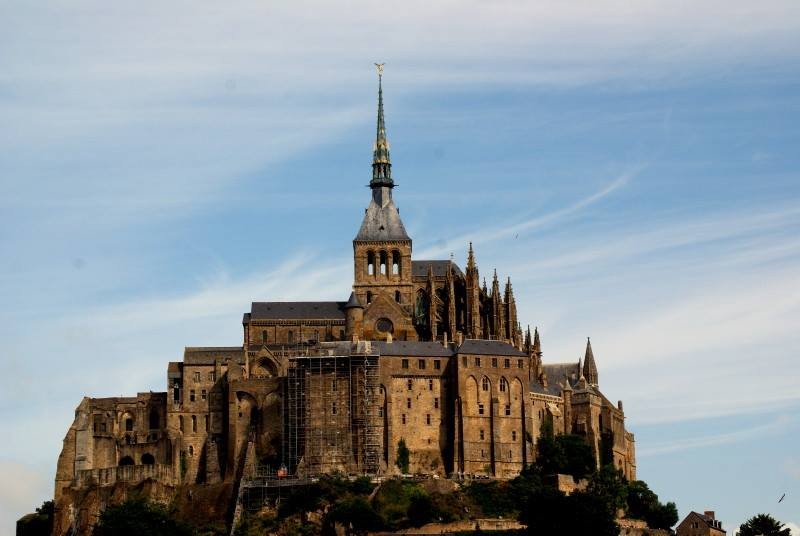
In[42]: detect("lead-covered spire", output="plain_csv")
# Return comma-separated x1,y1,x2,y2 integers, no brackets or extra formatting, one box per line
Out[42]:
371,63,393,188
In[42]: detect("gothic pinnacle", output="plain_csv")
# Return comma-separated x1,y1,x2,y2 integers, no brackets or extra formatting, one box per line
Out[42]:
371,62,393,188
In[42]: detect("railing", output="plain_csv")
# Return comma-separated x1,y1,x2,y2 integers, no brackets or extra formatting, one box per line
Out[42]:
74,463,174,488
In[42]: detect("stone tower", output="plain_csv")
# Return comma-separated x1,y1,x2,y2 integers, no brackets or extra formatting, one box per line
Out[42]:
352,66,416,340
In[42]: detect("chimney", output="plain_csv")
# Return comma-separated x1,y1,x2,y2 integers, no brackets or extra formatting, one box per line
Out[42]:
456,331,463,345
704,511,715,520
443,332,448,347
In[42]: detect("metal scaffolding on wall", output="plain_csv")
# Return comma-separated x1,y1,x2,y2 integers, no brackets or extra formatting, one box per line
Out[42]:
285,351,381,477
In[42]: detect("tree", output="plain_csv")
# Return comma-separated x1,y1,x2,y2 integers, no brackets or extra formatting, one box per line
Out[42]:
16,500,54,536
325,497,383,536
396,438,410,474
738,514,791,536
94,498,192,536
625,480,678,530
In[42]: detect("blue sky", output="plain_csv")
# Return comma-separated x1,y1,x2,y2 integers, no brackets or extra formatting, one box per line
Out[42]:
1,1,800,534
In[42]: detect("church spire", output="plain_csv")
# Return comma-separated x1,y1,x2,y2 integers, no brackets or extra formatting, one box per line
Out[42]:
583,337,599,387
371,63,393,188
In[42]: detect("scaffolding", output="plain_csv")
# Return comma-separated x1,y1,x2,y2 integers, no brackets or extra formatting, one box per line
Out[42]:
285,351,381,477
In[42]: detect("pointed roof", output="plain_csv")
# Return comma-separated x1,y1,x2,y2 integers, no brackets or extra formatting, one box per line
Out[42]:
467,242,476,271
533,326,541,355
583,337,599,386
343,291,363,309
371,64,392,188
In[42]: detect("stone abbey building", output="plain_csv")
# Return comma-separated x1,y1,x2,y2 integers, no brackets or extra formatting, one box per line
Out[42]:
52,71,636,534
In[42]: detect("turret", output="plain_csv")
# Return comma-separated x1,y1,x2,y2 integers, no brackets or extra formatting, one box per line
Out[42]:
583,337,599,387
344,292,364,341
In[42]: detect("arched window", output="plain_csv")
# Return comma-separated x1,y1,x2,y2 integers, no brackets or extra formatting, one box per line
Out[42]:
499,378,508,392
482,377,489,392
119,456,134,466
191,415,197,433
204,415,209,431
149,409,159,430
141,453,155,465
366,291,373,304
392,251,400,275
179,416,184,432
367,251,375,276
125,417,134,432
395,290,401,303
188,445,194,457
287,330,294,344
380,251,387,275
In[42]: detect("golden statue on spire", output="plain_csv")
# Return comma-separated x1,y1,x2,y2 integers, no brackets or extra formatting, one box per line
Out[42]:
374,62,385,77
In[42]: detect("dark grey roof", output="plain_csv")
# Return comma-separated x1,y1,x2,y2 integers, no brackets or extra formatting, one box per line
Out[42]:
184,347,244,365
456,339,527,357
371,341,455,357
530,381,563,397
250,302,347,320
344,292,363,309
354,195,409,241
411,260,464,279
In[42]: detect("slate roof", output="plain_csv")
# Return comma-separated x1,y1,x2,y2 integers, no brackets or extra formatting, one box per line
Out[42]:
184,346,244,365
411,260,465,279
354,196,410,241
250,302,347,320
370,341,455,357
456,339,527,357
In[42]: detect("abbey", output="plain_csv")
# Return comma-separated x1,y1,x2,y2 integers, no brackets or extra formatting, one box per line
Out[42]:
52,71,636,535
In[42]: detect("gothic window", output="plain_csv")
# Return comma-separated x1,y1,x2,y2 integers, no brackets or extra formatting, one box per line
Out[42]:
367,291,373,304
376,317,393,333
380,251,387,275
179,416,184,432
482,377,489,392
392,251,400,275
500,377,508,392
192,415,197,433
149,409,159,430
204,415,209,431
125,417,134,432
173,382,180,402
395,290,401,303
415,290,428,325
367,251,375,275
188,445,194,457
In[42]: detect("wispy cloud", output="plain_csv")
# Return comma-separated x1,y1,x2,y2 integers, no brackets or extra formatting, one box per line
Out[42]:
416,166,642,258
638,415,792,457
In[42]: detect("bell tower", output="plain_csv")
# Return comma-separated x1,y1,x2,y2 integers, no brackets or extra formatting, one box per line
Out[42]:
352,64,415,340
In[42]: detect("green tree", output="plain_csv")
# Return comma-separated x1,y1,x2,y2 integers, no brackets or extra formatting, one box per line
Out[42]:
738,514,792,536
625,479,678,529
396,438,410,473
407,490,434,527
557,434,595,479
587,465,627,513
325,496,383,536
94,497,192,536
16,500,54,536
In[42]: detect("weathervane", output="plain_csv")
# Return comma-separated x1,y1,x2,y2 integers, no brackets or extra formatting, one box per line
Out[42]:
375,62,385,77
